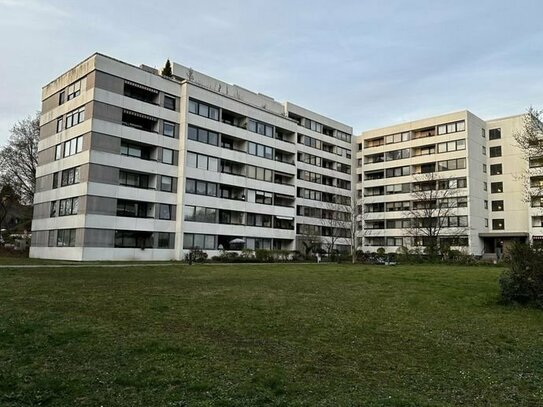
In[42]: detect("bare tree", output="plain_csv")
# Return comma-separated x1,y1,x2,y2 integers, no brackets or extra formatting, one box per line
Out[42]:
320,196,352,260
407,172,469,258
297,224,323,260
0,113,40,205
514,107,543,206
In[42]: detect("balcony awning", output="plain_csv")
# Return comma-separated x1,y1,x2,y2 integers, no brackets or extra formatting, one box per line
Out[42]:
275,216,294,221
125,80,159,94
123,109,158,121
274,193,294,200
479,232,529,238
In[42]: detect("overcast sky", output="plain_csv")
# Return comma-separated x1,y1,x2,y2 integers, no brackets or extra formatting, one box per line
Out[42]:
1,0,542,145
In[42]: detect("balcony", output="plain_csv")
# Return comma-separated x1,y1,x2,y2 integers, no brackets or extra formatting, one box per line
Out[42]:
274,171,295,186
122,110,158,133
275,150,295,165
220,185,246,201
221,134,246,152
274,193,295,207
275,127,295,143
222,109,247,129
123,81,159,105
412,127,436,140
219,210,245,225
220,160,245,177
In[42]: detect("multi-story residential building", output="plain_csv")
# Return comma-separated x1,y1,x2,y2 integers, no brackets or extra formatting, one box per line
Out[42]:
30,53,353,261
356,110,532,257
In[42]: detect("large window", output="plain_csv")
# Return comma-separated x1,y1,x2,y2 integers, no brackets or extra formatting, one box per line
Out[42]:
385,132,410,145
297,170,322,184
157,233,172,249
185,178,217,197
164,95,176,110
67,80,82,100
248,165,273,182
248,119,273,138
298,134,322,150
160,176,173,192
491,182,503,193
437,120,465,135
186,152,219,172
115,230,152,248
65,106,85,129
248,142,273,159
491,200,504,211
247,213,272,227
60,167,80,187
438,177,467,190
437,139,466,153
489,128,501,140
57,229,76,247
492,219,505,230
159,204,172,220
59,197,79,216
304,118,323,133
490,164,503,175
184,206,217,223
163,121,175,138
121,141,149,160
188,98,219,120
116,200,149,218
489,146,502,158
187,125,218,146
119,171,149,189
385,166,410,178
437,158,466,172
183,233,215,249
254,190,272,205
385,149,410,161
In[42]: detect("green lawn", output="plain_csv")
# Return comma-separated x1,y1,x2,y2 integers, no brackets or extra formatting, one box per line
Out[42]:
0,263,542,406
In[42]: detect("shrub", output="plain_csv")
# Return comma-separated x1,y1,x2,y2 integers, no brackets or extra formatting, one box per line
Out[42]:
185,247,208,263
499,243,543,308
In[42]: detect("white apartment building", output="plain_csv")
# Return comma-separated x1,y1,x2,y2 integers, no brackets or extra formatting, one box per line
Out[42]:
30,53,353,261
356,111,534,256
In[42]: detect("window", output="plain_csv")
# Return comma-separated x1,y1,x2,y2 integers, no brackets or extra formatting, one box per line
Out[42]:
492,219,505,230
484,200,488,209
65,106,85,129
482,146,486,155
57,229,76,247
187,125,218,146
247,213,272,227
60,167,80,187
115,230,152,248
491,200,504,211
67,80,81,100
56,117,63,133
336,131,351,143
485,218,489,227
188,98,219,120
160,176,173,192
185,178,217,197
248,119,273,137
489,128,501,140
59,91,65,105
437,139,466,153
52,172,59,189
117,200,149,218
386,201,410,212
159,204,172,220
186,152,219,172
58,197,79,216
64,136,83,158
48,230,56,247
491,182,503,193
121,141,150,160
489,146,502,158
162,148,173,165
119,171,148,189
55,144,62,161
385,166,410,178
164,95,176,110
248,142,273,159
483,182,487,191
385,149,410,161
437,158,466,171
386,183,410,194
157,233,172,249
248,165,273,182
490,164,503,175
438,177,467,190
437,120,465,135
304,118,323,133
163,121,175,138
297,170,321,184
482,128,486,138
50,201,57,217
183,233,215,249
385,132,410,145
483,164,487,173
298,134,322,150
298,152,322,167
254,190,272,205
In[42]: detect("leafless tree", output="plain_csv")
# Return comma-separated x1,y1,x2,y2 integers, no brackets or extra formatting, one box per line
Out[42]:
297,224,323,259
407,172,469,258
514,107,543,207
320,196,353,260
0,113,40,205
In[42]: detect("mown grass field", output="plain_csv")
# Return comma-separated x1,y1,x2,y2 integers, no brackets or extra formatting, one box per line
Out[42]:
0,262,542,406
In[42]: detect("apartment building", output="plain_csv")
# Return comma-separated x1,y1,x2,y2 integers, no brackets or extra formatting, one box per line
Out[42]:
356,111,532,256
30,53,353,261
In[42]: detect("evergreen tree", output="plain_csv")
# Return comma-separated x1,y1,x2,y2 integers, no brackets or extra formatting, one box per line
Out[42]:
161,59,172,77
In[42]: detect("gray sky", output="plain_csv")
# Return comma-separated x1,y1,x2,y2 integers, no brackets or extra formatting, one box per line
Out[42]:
1,0,542,145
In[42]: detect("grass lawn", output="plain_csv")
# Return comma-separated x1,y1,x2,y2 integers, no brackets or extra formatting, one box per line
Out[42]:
0,263,542,406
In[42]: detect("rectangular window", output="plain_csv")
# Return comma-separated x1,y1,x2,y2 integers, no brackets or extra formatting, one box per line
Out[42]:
119,170,148,189
188,98,219,120
489,128,501,140
157,233,172,249
183,233,215,250
56,117,63,133
57,229,76,247
63,136,83,158
52,172,59,189
59,91,65,105
50,201,57,217
186,151,219,172
489,146,502,158
248,119,273,137
60,167,80,187
164,95,176,110
58,197,79,216
162,148,173,165
160,176,173,192
490,164,503,175
491,200,504,211
65,106,85,129
67,80,81,100
438,158,466,172
248,142,273,159
55,144,62,161
163,121,175,138
159,204,172,220
437,120,465,135
187,125,218,146
115,230,152,248
492,219,505,230
491,182,503,193
437,139,466,153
